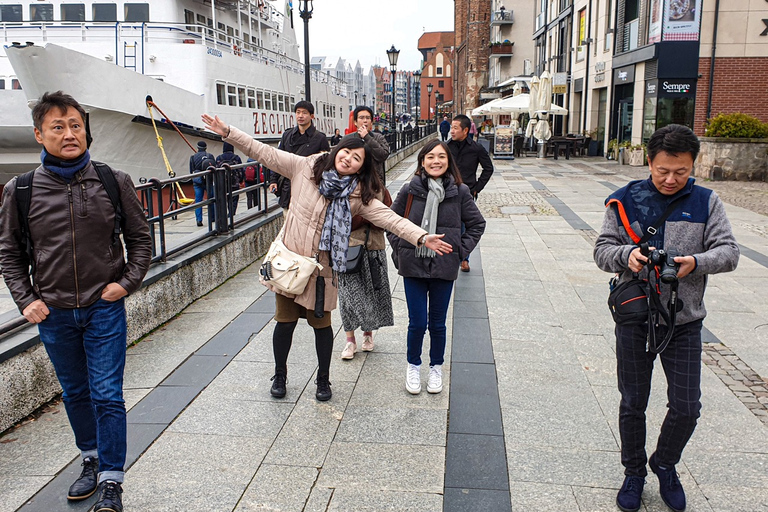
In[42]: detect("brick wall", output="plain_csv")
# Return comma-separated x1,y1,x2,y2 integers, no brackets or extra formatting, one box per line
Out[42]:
454,0,491,115
695,57,768,136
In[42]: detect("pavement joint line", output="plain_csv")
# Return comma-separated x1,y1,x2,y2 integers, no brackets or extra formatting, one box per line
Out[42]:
16,291,275,511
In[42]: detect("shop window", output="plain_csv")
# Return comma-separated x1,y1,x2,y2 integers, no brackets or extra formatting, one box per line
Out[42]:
93,4,117,22
0,5,22,22
216,83,226,105
124,4,149,22
61,4,85,21
227,85,237,106
30,4,53,21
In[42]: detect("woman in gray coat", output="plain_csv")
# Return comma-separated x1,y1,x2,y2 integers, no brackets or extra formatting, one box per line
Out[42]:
388,139,486,395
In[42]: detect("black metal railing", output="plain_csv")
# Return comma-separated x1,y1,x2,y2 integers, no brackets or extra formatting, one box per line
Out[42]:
385,122,437,153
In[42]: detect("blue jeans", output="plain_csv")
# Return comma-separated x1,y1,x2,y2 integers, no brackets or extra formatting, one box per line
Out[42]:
616,319,703,476
403,277,454,366
194,182,206,223
37,298,128,484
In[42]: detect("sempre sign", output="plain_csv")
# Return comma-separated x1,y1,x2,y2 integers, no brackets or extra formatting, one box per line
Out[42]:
660,80,694,94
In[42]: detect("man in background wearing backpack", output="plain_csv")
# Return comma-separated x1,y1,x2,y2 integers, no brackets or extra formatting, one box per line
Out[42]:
190,140,216,227
0,91,151,512
216,141,243,217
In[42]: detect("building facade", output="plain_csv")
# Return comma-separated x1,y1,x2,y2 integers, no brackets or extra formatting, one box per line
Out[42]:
454,0,491,116
417,32,454,121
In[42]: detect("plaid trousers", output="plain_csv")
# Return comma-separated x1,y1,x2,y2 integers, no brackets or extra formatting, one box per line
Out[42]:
615,319,703,476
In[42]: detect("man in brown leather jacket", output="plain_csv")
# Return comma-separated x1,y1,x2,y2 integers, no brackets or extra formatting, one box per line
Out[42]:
0,91,151,512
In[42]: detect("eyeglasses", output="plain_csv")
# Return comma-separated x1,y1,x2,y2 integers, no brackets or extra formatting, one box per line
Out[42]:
357,116,372,120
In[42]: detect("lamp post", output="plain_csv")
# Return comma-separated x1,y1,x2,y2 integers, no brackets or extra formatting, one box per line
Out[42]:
413,70,421,123
434,89,440,125
363,93,367,107
299,0,313,102
354,89,358,107
386,44,399,132
427,82,433,125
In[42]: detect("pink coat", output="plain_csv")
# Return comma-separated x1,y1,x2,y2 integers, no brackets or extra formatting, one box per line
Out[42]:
225,126,426,311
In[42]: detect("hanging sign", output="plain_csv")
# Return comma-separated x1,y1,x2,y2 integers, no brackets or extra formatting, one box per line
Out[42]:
662,0,703,41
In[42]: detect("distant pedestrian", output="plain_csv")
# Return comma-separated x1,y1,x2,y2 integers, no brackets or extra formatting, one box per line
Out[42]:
190,140,216,227
338,106,393,360
216,141,243,217
388,139,485,395
468,120,478,141
594,124,739,512
330,128,341,146
202,113,452,402
439,116,450,141
0,91,152,512
447,114,494,272
267,101,330,212
243,158,263,209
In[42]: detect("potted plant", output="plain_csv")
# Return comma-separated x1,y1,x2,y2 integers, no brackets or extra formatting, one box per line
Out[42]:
606,139,618,160
583,128,599,156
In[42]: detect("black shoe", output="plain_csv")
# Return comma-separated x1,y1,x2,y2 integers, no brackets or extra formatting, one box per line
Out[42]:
67,456,99,500
196,220,203,227
650,453,686,511
93,480,123,512
315,374,332,401
616,475,645,512
270,370,287,398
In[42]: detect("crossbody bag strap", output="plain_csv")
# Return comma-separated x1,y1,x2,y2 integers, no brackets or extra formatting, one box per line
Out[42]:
637,194,688,246
403,192,414,219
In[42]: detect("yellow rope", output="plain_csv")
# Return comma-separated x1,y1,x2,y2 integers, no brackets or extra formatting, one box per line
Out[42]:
147,103,194,204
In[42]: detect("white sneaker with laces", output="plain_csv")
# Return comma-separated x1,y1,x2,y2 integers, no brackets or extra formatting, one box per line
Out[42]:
427,365,443,393
406,364,422,394
341,341,356,360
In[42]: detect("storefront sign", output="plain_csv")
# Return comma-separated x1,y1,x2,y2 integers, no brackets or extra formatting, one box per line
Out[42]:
553,72,568,94
660,80,695,94
662,0,703,42
648,0,663,42
577,9,587,61
646,81,657,96
613,66,635,83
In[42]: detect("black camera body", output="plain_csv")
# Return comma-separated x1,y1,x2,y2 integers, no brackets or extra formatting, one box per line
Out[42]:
647,248,680,283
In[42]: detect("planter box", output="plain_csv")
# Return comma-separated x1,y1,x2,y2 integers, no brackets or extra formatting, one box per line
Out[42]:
628,149,645,166
695,137,768,181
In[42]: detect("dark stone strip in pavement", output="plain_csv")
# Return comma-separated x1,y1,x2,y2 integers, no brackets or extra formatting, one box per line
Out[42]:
445,248,512,512
525,178,593,231
17,292,274,511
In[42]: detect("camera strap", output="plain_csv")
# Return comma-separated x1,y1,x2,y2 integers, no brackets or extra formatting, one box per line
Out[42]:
645,270,678,354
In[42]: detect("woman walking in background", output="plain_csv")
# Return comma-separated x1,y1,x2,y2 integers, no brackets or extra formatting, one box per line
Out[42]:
202,113,452,402
388,139,485,395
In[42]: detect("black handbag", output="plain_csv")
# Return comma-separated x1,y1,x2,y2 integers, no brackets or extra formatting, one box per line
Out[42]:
344,227,369,274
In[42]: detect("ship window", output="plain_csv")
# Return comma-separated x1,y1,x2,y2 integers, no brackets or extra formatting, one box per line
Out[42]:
124,3,149,22
290,96,295,109
0,5,23,22
30,4,53,22
217,22,226,42
216,83,226,105
256,91,264,109
0,79,5,89
227,85,237,106
12,78,22,90
93,4,117,22
247,88,255,109
184,9,195,31
61,4,85,21
276,95,283,112
238,86,246,107
264,92,272,111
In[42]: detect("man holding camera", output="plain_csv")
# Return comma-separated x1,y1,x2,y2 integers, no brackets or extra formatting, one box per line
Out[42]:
594,124,739,512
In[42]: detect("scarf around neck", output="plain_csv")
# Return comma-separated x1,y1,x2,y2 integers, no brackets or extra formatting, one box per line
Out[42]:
318,169,359,272
416,176,446,258
41,149,91,181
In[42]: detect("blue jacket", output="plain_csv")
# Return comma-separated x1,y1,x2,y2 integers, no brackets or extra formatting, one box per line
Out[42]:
594,177,739,325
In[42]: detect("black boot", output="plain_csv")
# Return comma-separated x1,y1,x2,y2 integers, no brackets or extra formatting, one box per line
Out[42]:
315,374,332,401
270,368,287,398
93,480,123,512
67,456,99,500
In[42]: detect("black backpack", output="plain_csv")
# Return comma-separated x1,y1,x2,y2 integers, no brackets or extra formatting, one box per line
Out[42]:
15,162,123,279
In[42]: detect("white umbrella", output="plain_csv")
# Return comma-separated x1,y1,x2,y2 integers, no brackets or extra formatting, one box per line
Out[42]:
471,97,505,116
512,82,522,96
534,71,553,141
526,75,540,137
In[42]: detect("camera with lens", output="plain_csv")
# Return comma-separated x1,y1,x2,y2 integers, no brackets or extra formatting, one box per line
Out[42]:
647,248,680,284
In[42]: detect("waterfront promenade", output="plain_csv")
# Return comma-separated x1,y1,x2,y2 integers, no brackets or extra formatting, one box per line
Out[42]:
1,153,767,511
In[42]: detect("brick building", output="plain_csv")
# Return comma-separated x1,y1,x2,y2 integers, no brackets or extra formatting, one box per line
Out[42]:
417,32,454,122
454,0,491,116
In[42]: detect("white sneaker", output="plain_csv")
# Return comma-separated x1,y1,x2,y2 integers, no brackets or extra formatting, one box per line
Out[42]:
341,341,356,360
406,364,421,394
361,332,374,352
427,365,443,394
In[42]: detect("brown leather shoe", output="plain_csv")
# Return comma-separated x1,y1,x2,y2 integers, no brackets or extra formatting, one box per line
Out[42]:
460,260,470,272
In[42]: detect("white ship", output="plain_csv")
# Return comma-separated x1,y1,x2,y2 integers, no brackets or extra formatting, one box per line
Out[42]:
0,0,348,184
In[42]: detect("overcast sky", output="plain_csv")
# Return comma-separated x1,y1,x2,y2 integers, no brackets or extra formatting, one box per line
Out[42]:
292,0,454,72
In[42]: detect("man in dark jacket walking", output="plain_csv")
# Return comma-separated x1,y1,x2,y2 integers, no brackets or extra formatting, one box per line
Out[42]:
439,115,451,141
216,141,243,216
0,91,152,512
268,101,330,210
189,140,216,226
447,114,494,272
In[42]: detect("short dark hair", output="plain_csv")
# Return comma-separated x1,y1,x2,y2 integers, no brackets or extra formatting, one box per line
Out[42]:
32,91,86,131
647,124,700,162
353,106,374,121
453,114,471,131
312,134,381,205
415,139,463,186
294,100,315,115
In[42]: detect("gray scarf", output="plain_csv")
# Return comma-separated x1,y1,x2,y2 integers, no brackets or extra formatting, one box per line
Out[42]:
415,177,445,258
318,169,358,272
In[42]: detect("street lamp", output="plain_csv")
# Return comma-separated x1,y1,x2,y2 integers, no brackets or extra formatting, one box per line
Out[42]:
354,89,358,107
413,70,421,122
427,82,433,125
299,0,313,103
386,44,399,131
363,93,367,107
434,89,440,125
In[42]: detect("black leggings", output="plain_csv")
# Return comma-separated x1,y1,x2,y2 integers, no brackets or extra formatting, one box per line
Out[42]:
273,321,333,377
